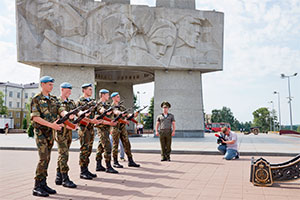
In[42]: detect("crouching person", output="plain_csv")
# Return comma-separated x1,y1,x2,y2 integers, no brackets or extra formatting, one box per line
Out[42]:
218,127,239,160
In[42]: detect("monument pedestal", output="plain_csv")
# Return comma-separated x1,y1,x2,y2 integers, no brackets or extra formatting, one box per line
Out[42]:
154,70,204,138
96,81,135,132
40,65,95,100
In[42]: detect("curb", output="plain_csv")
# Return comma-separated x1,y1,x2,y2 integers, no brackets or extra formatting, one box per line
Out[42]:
0,147,298,157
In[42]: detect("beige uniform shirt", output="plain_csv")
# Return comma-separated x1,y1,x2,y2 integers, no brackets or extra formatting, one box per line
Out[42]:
156,113,175,130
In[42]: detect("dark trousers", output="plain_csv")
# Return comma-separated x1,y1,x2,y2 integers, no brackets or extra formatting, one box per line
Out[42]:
159,130,172,159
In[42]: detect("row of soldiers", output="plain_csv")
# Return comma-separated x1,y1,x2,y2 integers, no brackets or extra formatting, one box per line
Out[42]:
31,76,140,197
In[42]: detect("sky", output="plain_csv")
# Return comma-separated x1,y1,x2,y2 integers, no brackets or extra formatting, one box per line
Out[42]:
0,0,299,125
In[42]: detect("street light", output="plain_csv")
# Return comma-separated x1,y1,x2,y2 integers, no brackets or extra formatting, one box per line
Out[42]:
281,73,297,130
273,91,281,131
268,101,274,131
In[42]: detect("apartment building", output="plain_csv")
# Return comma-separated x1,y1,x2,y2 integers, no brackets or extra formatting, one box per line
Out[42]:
0,82,39,129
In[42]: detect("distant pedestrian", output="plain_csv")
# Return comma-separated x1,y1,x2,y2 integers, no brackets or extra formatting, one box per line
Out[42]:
137,123,143,134
4,123,9,135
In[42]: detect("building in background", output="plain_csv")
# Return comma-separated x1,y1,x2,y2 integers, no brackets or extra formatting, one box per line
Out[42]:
0,82,39,129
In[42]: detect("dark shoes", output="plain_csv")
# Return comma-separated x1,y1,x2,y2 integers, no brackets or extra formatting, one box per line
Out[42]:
87,170,97,178
55,171,62,185
235,152,240,159
161,157,171,162
40,178,56,194
106,161,119,173
80,167,93,180
62,173,77,188
96,159,106,171
56,171,77,188
33,180,49,197
128,157,140,167
113,159,124,168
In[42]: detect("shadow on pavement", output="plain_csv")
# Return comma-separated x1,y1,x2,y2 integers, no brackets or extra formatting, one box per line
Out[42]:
116,171,179,180
76,184,153,198
49,193,109,200
171,160,225,165
92,177,171,189
124,166,184,174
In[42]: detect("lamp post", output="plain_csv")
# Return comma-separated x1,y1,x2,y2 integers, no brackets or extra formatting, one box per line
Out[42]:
273,91,281,131
281,73,297,130
268,101,274,131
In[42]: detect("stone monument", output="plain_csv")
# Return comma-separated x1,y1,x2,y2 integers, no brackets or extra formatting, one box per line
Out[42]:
16,0,224,137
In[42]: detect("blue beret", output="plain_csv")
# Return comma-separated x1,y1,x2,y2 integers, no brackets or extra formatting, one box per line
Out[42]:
40,76,54,83
81,83,92,88
99,89,109,94
111,92,119,98
60,82,72,89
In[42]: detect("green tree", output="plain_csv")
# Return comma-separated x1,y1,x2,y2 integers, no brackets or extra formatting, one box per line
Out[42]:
22,118,28,129
211,107,239,130
133,94,139,111
143,97,154,129
0,91,8,115
252,107,276,132
297,126,300,133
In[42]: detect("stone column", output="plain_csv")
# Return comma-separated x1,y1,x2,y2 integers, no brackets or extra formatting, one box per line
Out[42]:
154,70,204,138
39,65,95,100
95,81,135,132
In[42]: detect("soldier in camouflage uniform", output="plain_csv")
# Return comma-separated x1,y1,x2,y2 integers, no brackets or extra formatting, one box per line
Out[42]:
155,101,176,161
31,76,64,197
95,89,118,173
55,82,77,188
110,92,140,168
76,83,99,180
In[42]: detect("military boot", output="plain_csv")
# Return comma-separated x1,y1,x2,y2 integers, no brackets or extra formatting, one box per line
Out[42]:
40,178,56,194
80,166,93,180
87,169,97,178
32,179,49,197
128,157,140,167
62,173,77,188
113,157,123,168
106,161,119,173
55,171,62,185
96,159,106,171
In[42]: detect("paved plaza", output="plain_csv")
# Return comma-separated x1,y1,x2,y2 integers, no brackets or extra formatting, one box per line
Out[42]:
1,133,300,156
0,133,300,200
1,150,300,200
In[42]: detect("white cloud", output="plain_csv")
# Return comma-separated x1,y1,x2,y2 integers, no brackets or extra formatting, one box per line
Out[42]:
0,41,40,84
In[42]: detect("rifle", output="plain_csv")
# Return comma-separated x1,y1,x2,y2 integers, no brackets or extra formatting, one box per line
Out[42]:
57,102,91,124
95,101,123,121
127,105,148,124
73,101,99,125
113,108,131,124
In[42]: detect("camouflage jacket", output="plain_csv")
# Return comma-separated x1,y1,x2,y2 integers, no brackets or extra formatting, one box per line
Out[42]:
95,101,111,129
76,96,96,120
58,97,76,131
30,92,60,130
111,102,127,129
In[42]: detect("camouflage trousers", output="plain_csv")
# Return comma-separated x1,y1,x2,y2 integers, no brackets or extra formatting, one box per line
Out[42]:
34,128,54,181
96,126,111,162
56,127,72,173
159,130,172,159
78,125,94,167
111,125,132,159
